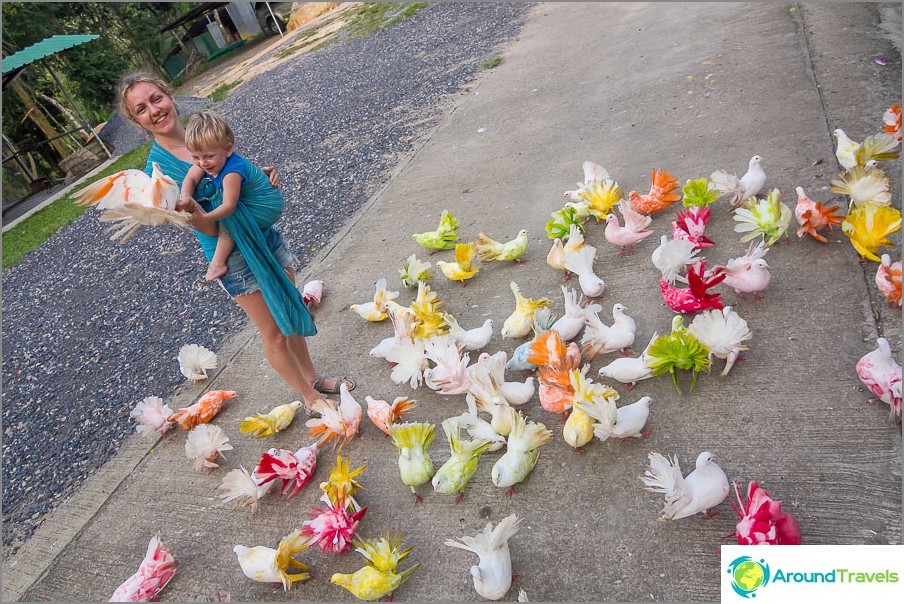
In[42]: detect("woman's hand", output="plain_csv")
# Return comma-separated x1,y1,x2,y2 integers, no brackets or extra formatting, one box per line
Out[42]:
183,201,217,236
262,166,280,188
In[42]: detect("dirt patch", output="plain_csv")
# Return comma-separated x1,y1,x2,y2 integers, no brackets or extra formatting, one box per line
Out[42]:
178,2,359,99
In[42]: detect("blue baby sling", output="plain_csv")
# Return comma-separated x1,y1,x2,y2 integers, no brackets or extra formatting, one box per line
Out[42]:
147,142,316,337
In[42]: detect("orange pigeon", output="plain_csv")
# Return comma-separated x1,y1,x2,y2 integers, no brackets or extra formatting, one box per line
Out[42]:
876,254,902,307
167,390,237,431
794,186,843,243
628,169,681,215
527,330,581,415
883,104,902,142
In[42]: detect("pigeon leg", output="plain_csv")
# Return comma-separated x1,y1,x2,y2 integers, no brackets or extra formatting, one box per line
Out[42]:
506,485,516,498
455,492,465,504
621,348,634,357
413,493,424,505
753,293,765,302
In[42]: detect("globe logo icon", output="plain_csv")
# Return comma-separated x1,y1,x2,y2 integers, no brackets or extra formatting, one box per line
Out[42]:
727,556,770,598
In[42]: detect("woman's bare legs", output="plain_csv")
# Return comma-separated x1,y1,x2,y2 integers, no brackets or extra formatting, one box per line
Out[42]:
234,290,322,408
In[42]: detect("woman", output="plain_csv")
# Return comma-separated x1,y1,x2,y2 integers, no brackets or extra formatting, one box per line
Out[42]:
117,72,353,409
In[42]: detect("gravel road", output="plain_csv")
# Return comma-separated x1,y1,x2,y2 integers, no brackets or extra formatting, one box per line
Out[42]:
1,2,533,555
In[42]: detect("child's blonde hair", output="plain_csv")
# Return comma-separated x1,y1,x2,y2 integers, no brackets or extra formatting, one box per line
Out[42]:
185,111,235,152
117,71,176,126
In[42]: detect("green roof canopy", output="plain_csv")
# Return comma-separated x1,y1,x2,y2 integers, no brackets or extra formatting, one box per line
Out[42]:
2,34,99,74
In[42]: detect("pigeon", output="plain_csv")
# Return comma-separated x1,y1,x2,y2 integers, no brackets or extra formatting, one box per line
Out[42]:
445,315,493,351
184,424,232,473
300,496,367,554
491,411,552,491
671,206,714,249
883,104,902,142
350,278,399,321
641,451,729,520
387,422,436,502
252,444,320,500
448,394,507,451
646,316,711,394
604,200,654,255
550,286,588,342
594,395,653,441
72,163,193,242
710,155,766,208
680,177,719,208
234,531,311,591
305,383,362,451
875,254,902,307
687,306,751,376
476,229,529,263
432,418,493,502
476,351,535,406
564,161,613,207
109,533,178,602
856,337,902,421
177,344,217,382
651,235,701,284
730,481,802,545
412,209,460,251
659,260,726,313
580,303,636,360
628,169,681,215
130,396,174,437
319,456,366,513
733,188,792,247
301,279,325,309
832,128,900,170
546,224,586,273
217,467,273,515
563,244,606,298
546,206,585,241
437,243,480,283
423,334,471,395
793,186,843,243
445,514,522,601
714,240,771,300
399,254,433,287
564,367,619,449
501,281,552,339
597,332,657,388
238,401,304,437
331,532,420,601
841,204,902,262
830,165,892,208
366,396,416,434
507,308,558,371
167,389,237,431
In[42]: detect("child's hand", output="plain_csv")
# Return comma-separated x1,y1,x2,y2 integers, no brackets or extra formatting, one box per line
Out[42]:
176,194,196,213
262,166,280,188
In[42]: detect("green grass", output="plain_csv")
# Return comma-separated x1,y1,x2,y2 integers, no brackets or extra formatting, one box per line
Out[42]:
2,142,152,271
275,28,322,59
483,55,504,69
209,80,243,103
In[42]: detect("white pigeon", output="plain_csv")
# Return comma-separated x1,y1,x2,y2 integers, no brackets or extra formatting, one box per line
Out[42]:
651,236,701,284
833,129,900,170
564,161,610,200
597,332,657,388
178,344,217,382
448,394,507,451
184,424,232,473
563,245,605,298
590,396,653,441
641,451,729,521
477,351,535,406
384,335,429,389
370,310,417,359
687,307,752,376
130,396,174,437
445,514,522,601
423,334,471,395
550,286,587,342
446,315,494,351
582,303,637,360
218,466,273,515
710,155,766,208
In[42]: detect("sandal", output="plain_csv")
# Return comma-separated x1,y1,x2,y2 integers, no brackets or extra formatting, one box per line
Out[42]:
313,376,355,394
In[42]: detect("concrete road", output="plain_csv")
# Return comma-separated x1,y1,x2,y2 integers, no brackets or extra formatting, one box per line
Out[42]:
4,3,901,602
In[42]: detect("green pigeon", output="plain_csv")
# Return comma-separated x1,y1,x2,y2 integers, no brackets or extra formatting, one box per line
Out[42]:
475,229,529,263
646,315,711,394
387,422,435,503
412,209,460,251
491,410,551,494
431,418,492,503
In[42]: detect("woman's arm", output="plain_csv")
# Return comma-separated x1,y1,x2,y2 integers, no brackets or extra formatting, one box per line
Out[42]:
204,172,242,222
178,165,205,210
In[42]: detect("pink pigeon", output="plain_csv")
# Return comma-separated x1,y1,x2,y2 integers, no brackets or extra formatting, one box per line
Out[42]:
109,533,178,602
856,337,902,421
659,261,726,313
713,240,771,301
604,200,654,256
671,206,714,249
253,444,320,499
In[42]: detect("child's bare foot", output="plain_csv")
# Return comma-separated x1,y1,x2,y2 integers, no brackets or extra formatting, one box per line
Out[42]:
206,261,228,282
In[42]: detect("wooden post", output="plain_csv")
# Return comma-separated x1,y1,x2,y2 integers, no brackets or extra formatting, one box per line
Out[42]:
8,79,70,158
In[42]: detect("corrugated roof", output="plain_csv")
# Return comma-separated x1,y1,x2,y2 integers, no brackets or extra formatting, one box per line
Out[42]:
2,35,100,74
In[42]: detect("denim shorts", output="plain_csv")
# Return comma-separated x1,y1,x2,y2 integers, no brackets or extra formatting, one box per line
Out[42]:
217,227,297,298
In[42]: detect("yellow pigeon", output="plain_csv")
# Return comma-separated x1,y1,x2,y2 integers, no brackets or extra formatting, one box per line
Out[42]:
501,281,551,339
436,243,480,283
